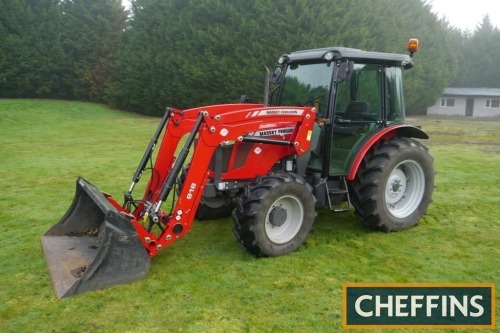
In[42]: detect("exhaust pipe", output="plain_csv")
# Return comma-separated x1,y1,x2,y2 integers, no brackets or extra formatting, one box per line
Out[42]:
263,66,270,106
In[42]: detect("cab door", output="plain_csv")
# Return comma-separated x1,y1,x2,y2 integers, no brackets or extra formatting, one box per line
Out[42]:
329,63,384,175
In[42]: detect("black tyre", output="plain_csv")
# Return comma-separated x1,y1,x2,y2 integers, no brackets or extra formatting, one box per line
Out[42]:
232,173,316,257
177,165,234,220
351,137,434,231
196,195,235,220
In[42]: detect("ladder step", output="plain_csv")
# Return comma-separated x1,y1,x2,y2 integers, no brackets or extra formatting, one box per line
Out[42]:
329,189,348,195
330,206,351,213
325,177,352,213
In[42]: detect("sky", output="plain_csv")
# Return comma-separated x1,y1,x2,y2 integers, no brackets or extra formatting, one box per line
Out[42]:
430,0,500,31
121,0,499,32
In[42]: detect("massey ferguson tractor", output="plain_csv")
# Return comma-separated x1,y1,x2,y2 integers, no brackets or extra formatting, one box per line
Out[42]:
42,39,434,298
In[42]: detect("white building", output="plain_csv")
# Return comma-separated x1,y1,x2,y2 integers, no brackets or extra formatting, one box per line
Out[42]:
427,87,500,117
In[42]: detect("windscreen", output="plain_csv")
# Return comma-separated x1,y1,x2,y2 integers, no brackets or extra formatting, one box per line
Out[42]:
276,62,334,117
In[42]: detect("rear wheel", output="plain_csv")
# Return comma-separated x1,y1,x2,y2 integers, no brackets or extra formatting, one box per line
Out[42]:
351,137,434,231
232,173,316,257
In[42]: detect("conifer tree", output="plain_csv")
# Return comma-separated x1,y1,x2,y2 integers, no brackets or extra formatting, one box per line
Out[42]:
0,0,64,98
453,15,500,88
61,0,127,101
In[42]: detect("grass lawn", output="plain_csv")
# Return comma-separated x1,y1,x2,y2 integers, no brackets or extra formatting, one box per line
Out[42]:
0,99,498,332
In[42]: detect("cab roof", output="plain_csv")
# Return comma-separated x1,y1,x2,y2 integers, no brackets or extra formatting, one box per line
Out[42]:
283,47,411,66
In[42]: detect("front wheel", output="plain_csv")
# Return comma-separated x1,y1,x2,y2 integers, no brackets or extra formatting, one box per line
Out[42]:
232,173,316,257
351,137,435,231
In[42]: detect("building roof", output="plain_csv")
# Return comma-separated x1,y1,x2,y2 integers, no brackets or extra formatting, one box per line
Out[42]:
443,87,500,97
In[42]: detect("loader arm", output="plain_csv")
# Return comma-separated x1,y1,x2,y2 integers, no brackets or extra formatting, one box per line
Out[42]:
42,104,316,298
119,104,317,257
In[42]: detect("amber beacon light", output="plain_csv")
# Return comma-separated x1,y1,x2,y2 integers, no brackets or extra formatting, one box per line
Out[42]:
407,38,419,57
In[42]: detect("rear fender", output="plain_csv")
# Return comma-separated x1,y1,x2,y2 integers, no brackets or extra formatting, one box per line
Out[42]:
346,124,428,181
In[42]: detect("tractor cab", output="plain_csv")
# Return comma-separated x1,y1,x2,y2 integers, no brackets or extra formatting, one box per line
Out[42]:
271,45,414,177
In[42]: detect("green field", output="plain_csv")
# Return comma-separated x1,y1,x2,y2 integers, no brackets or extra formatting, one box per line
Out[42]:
0,99,498,332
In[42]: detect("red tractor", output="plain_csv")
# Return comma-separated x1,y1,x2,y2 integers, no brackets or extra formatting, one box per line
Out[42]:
42,39,434,298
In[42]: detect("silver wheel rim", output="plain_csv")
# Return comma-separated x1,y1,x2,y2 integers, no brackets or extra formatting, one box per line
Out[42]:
265,194,304,244
385,159,425,218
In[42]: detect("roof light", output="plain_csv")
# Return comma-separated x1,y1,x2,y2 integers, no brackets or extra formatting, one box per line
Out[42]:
278,56,290,64
407,38,419,55
324,51,334,61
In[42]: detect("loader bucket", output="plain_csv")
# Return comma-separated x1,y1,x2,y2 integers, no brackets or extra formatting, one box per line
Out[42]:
41,177,150,298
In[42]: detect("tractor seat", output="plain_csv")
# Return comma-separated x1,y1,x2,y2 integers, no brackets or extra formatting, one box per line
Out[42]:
344,101,370,121
333,101,371,138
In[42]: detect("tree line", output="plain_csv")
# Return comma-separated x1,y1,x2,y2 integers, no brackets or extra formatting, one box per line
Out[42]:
1,0,499,116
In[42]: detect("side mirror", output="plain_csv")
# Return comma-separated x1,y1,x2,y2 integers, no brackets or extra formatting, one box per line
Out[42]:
269,66,282,84
335,60,354,82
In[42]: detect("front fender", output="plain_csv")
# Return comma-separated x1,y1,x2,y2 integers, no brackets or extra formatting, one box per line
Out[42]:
346,124,428,181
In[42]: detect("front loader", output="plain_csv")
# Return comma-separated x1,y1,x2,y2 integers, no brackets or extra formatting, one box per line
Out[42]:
42,39,434,298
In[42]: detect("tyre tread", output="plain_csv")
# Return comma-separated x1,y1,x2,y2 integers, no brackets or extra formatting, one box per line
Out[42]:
232,172,315,257
351,137,434,232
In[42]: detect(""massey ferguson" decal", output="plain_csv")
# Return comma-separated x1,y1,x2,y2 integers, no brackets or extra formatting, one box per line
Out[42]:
249,126,295,137
246,109,304,117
